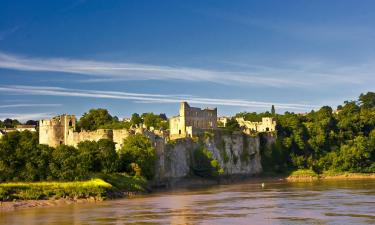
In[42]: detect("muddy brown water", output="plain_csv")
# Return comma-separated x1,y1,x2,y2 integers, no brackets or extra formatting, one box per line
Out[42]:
1,179,374,225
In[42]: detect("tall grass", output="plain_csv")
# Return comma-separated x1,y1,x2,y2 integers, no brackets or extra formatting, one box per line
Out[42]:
0,179,112,201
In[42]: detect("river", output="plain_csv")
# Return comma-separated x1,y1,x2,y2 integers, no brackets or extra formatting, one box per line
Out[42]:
1,179,374,225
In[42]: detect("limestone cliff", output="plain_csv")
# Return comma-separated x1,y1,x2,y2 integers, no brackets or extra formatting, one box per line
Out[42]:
154,130,276,183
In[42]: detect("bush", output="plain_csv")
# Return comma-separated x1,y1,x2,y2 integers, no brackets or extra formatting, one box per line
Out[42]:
192,146,224,177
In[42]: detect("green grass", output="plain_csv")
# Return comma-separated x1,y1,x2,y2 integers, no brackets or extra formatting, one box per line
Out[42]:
0,179,112,201
321,170,375,177
288,169,319,178
94,173,148,192
0,173,149,201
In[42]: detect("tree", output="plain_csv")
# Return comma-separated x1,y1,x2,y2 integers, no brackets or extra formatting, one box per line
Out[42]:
3,118,20,128
141,113,168,129
271,105,276,116
50,145,87,180
359,92,375,109
25,120,38,126
130,113,143,126
118,134,156,179
225,118,240,132
78,108,114,131
97,139,119,173
0,131,51,182
77,139,119,173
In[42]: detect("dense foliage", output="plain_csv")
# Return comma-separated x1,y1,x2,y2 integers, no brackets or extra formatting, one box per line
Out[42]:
0,131,156,182
131,112,168,130
192,146,224,178
78,108,130,131
118,134,156,180
77,109,168,131
260,92,375,173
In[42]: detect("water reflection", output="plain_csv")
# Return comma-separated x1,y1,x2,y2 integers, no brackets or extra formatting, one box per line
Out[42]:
1,180,374,225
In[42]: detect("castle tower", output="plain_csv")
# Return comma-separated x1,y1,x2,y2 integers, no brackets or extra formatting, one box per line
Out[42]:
39,115,76,147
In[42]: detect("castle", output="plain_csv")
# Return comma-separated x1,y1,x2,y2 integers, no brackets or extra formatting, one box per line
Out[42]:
236,117,276,133
38,102,275,149
169,102,217,139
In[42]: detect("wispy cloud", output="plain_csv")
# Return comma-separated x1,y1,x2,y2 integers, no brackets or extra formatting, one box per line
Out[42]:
0,112,54,121
0,103,62,109
193,8,375,42
1,52,371,88
0,85,317,111
0,26,21,41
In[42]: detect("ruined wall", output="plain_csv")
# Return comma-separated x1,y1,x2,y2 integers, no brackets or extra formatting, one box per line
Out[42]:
66,129,112,147
169,102,217,139
155,130,275,182
236,117,276,133
113,129,131,150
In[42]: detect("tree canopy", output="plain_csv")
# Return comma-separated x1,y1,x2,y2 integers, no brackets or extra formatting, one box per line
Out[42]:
261,92,375,173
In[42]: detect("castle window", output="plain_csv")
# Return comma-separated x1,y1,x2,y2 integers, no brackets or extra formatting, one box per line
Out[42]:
69,121,73,127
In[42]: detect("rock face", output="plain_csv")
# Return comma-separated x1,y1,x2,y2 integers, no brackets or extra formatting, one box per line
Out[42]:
154,130,276,183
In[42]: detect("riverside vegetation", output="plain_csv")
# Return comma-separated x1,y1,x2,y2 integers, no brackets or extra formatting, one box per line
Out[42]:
0,92,374,201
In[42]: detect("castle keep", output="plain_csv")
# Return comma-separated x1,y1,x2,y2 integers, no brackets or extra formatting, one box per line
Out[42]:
169,102,217,139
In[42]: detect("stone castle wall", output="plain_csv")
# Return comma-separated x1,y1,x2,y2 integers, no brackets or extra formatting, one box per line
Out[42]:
40,115,134,150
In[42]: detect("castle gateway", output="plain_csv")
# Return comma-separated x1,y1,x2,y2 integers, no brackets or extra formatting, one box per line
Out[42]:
169,102,217,139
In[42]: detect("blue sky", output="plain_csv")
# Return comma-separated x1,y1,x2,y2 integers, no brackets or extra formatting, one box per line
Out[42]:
0,0,374,121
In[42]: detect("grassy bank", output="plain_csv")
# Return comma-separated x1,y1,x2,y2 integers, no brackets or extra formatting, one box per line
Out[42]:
0,174,148,201
286,169,375,181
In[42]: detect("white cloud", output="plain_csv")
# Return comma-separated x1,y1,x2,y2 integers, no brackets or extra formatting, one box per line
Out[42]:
1,52,370,88
0,103,62,108
0,85,317,111
0,112,54,121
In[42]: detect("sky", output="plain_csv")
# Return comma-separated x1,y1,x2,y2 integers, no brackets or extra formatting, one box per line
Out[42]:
0,0,374,121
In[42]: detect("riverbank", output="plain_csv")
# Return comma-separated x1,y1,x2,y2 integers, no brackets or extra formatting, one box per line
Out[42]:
286,169,375,181
2,172,375,212
0,173,148,212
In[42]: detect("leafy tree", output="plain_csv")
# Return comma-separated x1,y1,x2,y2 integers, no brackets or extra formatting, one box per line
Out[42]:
359,92,375,109
78,108,114,131
225,118,240,132
49,145,87,180
271,105,276,115
97,139,119,173
334,136,372,172
25,120,38,126
3,118,20,128
118,134,156,179
0,131,53,182
77,139,119,173
141,112,168,129
130,113,143,126
192,146,224,177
